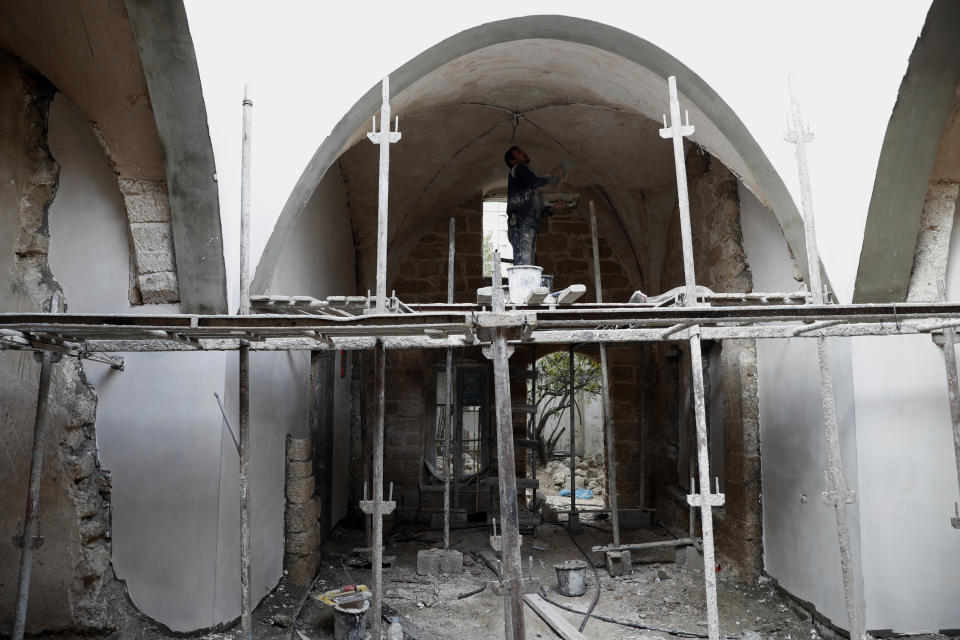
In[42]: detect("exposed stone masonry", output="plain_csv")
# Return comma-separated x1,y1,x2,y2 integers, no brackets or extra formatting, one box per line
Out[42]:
284,437,320,587
363,148,762,578
0,56,131,634
119,178,180,304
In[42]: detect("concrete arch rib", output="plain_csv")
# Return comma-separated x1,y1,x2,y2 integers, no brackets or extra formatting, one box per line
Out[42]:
253,14,808,295
853,0,960,303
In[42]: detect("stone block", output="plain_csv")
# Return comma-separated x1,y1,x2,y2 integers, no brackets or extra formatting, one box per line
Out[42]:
285,553,319,587
138,271,179,304
285,460,312,479
119,178,171,223
133,247,177,274
416,548,463,576
286,476,315,503
286,437,311,461
285,500,317,533
130,222,174,258
286,529,318,556
606,550,631,577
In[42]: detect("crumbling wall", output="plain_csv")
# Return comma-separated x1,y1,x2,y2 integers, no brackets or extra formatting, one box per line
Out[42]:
0,53,130,635
284,437,319,586
645,148,762,578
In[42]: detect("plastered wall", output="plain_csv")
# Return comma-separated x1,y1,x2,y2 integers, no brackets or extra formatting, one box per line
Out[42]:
266,167,356,529
740,184,866,630
842,190,960,632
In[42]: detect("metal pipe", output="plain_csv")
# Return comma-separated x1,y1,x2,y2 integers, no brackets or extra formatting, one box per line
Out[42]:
368,76,401,314
663,76,697,304
371,339,386,640
12,298,59,640
689,332,720,640
590,202,620,547
816,337,864,640
239,340,252,640
568,344,577,529
787,82,864,640
444,217,455,549
787,76,823,303
240,85,252,316
238,85,254,640
662,75,721,640
489,250,526,640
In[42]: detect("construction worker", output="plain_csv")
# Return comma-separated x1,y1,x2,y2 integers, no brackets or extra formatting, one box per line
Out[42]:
503,146,564,265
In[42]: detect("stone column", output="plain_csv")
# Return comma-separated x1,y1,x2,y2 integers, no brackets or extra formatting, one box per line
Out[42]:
284,437,319,587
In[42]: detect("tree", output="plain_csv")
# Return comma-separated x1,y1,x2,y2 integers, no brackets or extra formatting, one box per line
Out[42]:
531,352,601,464
482,232,495,277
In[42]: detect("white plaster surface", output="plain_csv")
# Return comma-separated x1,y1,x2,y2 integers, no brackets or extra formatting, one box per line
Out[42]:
44,92,284,630
851,335,960,632
266,166,357,529
47,93,130,312
214,350,304,622
741,184,865,629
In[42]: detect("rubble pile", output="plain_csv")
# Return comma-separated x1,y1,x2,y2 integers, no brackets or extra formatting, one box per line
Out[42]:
543,454,606,496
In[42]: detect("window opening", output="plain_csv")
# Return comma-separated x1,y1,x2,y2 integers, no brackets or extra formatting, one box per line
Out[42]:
430,364,488,482
482,199,512,277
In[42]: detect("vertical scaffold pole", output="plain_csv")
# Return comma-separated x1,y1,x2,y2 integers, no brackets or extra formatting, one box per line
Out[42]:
660,75,723,640
444,217,455,549
590,202,620,547
12,296,60,640
238,85,253,640
367,76,402,314
484,249,526,640
786,79,865,640
568,344,577,529
371,339,387,640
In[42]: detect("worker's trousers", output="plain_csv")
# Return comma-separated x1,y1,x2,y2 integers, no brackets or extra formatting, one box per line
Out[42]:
507,222,538,266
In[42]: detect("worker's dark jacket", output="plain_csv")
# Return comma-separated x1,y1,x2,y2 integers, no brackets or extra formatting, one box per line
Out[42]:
507,162,551,228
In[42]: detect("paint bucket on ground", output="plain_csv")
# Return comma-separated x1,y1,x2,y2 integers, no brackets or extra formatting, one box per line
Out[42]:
333,598,369,640
507,265,543,304
554,559,587,596
540,274,554,292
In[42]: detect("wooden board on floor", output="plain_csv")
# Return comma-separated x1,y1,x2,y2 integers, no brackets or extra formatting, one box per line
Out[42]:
523,593,589,640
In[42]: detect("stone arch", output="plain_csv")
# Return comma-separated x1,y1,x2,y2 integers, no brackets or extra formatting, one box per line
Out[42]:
854,0,960,303
0,0,225,312
253,14,811,297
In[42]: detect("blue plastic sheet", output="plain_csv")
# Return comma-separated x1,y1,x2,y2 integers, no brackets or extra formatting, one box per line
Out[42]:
558,487,594,499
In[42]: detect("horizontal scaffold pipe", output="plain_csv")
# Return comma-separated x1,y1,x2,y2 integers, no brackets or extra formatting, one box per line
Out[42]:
0,301,959,352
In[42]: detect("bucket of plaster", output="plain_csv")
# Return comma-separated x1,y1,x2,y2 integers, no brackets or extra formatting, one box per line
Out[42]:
554,559,587,596
333,598,369,640
507,265,543,304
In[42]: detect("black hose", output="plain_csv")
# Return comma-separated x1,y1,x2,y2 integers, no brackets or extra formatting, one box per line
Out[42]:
566,525,600,632
538,587,739,639
286,572,325,640
457,584,487,600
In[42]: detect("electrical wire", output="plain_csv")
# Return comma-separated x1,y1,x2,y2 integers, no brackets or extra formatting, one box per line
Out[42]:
537,587,739,639
286,572,325,640
564,523,600,632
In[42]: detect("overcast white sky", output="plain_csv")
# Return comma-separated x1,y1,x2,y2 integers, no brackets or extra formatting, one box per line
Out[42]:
184,1,931,307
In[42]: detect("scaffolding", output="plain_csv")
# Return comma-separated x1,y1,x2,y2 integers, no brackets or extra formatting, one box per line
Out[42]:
4,75,960,640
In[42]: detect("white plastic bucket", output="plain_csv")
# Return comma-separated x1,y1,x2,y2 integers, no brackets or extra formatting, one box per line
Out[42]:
507,265,543,304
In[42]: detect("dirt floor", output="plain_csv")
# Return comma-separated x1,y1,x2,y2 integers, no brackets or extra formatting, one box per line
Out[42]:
114,518,830,640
